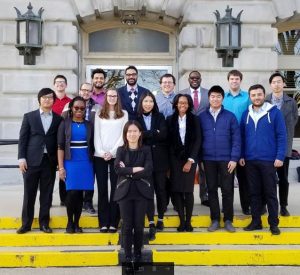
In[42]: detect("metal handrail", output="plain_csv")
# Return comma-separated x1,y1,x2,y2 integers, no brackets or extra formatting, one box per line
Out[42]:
0,139,19,168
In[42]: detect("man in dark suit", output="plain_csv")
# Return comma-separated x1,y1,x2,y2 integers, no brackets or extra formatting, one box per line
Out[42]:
17,88,62,234
180,71,209,207
117,65,149,120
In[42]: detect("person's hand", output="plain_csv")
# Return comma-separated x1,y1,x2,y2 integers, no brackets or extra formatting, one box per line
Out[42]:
103,152,112,161
183,161,192,173
19,161,27,173
274,159,283,167
59,168,66,181
119,161,125,168
239,158,245,166
228,161,237,174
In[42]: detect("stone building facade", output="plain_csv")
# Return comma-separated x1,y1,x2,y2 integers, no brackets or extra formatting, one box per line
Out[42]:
0,0,299,138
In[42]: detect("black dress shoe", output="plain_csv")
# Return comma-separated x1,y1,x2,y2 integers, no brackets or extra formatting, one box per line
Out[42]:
74,226,83,233
156,221,164,231
270,226,281,235
65,226,74,234
242,208,251,215
148,225,156,241
244,222,263,231
280,206,290,217
40,225,53,233
185,223,193,232
177,223,185,232
16,227,31,234
201,200,210,207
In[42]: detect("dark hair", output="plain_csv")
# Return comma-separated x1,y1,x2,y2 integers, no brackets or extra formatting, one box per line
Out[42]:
91,68,107,79
99,88,124,119
125,65,138,75
37,88,56,104
173,94,193,114
227,70,243,81
137,91,159,116
68,96,86,118
208,85,225,98
269,72,285,84
122,120,143,149
160,73,176,85
53,75,67,84
188,71,201,78
248,84,266,95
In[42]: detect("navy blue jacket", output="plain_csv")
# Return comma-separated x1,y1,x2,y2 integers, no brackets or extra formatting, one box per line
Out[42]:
117,85,149,120
199,106,241,162
240,103,287,162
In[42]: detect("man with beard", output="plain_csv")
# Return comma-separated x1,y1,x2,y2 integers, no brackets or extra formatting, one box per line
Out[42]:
91,68,107,106
180,71,209,207
118,65,149,120
240,84,286,235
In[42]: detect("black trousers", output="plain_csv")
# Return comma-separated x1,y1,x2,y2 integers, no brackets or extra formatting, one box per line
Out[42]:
21,154,56,229
277,157,290,207
59,179,67,203
236,163,250,211
94,157,119,228
173,192,194,226
65,190,83,227
83,190,94,206
204,161,234,222
245,161,279,227
119,198,148,258
198,162,209,202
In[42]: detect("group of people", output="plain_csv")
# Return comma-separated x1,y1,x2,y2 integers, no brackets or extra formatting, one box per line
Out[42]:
16,66,298,263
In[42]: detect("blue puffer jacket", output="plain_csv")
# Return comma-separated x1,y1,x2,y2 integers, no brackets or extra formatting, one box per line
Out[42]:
240,102,287,161
199,106,241,161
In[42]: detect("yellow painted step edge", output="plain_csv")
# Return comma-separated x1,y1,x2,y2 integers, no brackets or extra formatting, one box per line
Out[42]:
1,231,300,247
0,250,119,267
153,249,300,266
1,215,300,229
0,232,119,246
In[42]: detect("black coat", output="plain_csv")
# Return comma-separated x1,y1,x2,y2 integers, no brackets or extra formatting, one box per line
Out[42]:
113,145,153,201
167,112,201,192
136,112,169,172
18,109,62,167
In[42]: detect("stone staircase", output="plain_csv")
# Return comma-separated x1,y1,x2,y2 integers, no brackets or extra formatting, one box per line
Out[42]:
1,214,300,267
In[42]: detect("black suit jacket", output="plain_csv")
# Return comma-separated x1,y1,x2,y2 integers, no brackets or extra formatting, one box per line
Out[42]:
117,85,149,120
18,109,62,166
114,145,153,201
136,112,169,172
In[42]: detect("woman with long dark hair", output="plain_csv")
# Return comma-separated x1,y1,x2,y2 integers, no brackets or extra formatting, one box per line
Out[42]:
167,94,201,232
57,96,94,233
114,121,153,263
137,92,169,237
94,88,128,233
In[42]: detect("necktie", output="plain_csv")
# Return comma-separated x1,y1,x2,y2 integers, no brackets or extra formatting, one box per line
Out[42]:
193,90,199,110
130,88,137,110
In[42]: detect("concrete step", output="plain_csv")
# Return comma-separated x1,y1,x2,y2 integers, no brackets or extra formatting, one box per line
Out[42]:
1,215,300,229
1,245,300,267
1,229,300,246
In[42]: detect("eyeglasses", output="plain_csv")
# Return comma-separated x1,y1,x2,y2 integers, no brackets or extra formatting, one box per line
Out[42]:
125,73,137,77
41,95,54,100
107,95,118,98
161,81,174,85
80,89,92,93
73,106,85,111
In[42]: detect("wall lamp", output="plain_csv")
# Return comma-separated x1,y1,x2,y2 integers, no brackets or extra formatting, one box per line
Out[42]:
14,2,44,65
214,6,243,67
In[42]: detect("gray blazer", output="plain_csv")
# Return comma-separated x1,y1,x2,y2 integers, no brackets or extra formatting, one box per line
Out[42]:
179,87,209,115
265,93,298,157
